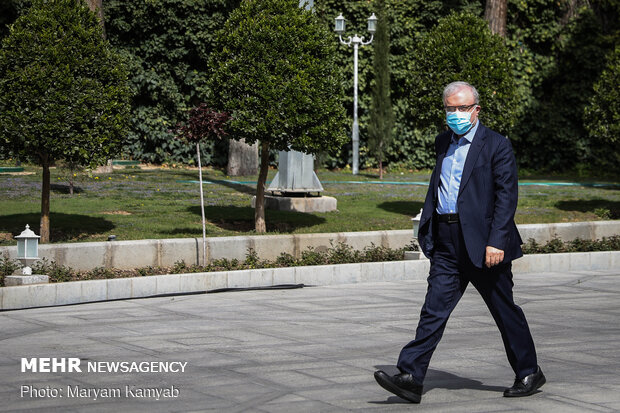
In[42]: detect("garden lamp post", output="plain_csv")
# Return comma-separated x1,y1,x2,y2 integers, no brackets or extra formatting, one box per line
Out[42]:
15,224,40,275
335,12,377,175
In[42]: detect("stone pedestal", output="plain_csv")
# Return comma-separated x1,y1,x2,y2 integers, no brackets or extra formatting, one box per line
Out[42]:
5,274,50,286
404,251,425,260
252,195,337,213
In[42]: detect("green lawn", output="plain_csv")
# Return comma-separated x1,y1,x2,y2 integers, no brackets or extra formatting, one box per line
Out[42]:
0,164,618,245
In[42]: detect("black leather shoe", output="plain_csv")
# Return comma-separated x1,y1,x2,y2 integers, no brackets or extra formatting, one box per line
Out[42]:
503,366,546,397
374,370,423,403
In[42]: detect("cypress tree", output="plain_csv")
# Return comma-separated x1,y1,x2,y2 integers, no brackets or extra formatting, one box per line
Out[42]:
367,0,394,179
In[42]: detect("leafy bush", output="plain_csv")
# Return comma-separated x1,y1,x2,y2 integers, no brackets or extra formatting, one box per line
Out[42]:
361,243,405,262
31,258,74,283
244,249,261,269
594,208,612,220
89,267,117,280
275,253,298,268
406,12,518,138
522,236,620,254
326,241,358,264
136,266,160,277
0,253,21,285
173,260,189,274
300,247,329,266
210,258,240,272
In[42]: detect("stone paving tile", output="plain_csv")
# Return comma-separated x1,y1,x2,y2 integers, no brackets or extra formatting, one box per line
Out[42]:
0,269,619,412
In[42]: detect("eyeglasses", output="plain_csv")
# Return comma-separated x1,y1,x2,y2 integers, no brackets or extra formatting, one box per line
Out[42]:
444,104,477,113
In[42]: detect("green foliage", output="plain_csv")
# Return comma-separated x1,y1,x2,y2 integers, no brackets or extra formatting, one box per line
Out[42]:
593,207,612,220
243,248,261,269
2,0,616,175
360,243,404,261
5,236,619,286
136,266,159,277
522,236,620,254
367,0,394,172
31,258,73,283
173,260,189,274
508,0,619,172
275,252,297,267
0,0,130,169
89,266,116,279
314,0,484,170
0,253,21,284
104,0,240,165
208,0,348,155
0,0,22,39
326,241,357,264
406,12,518,143
300,247,329,266
584,45,620,169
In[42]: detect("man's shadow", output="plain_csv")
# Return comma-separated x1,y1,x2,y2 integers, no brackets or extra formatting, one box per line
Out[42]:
369,366,506,404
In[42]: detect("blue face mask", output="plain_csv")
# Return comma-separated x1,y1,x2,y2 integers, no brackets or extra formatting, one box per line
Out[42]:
446,111,473,135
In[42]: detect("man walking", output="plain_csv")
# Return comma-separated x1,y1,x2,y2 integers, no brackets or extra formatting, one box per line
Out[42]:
374,81,545,403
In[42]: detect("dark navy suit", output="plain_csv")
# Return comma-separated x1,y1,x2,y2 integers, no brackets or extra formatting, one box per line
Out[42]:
397,123,538,383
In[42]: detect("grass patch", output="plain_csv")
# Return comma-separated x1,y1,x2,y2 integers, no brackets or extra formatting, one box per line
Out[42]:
0,165,618,245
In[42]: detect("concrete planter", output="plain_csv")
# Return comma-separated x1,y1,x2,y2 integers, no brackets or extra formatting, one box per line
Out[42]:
0,221,616,272
1,250,618,311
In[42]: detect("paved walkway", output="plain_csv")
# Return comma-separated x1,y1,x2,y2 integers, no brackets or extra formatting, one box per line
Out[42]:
1,269,619,412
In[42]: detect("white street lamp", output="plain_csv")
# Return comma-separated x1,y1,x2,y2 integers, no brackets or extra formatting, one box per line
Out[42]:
335,13,376,175
15,224,40,275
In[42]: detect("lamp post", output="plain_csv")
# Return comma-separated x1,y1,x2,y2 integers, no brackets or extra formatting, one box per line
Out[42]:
335,12,377,175
15,224,40,275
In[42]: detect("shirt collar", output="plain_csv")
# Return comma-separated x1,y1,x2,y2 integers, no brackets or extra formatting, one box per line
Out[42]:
453,120,479,144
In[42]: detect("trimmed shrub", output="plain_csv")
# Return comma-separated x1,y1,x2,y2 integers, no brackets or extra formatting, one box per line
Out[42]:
404,12,518,167
0,0,130,241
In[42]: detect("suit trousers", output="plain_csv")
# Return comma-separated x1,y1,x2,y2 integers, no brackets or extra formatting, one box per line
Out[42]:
397,220,538,383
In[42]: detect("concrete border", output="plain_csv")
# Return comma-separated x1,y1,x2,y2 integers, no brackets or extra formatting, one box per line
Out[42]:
1,251,618,311
0,221,618,271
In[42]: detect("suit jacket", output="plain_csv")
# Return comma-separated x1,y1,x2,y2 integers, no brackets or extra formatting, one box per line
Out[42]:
418,123,523,268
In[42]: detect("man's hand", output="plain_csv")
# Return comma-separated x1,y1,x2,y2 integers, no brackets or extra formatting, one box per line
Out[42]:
485,246,504,268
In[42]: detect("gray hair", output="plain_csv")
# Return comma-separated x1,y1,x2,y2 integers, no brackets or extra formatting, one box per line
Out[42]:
443,81,479,104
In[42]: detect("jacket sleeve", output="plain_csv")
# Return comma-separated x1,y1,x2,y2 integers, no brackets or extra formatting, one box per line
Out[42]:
487,137,519,250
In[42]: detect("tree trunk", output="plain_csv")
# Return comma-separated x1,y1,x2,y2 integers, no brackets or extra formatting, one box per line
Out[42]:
484,0,508,37
254,141,270,233
227,139,258,176
83,0,106,39
379,159,383,180
40,158,51,243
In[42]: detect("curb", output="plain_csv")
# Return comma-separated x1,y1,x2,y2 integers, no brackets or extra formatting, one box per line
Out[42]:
1,251,618,311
